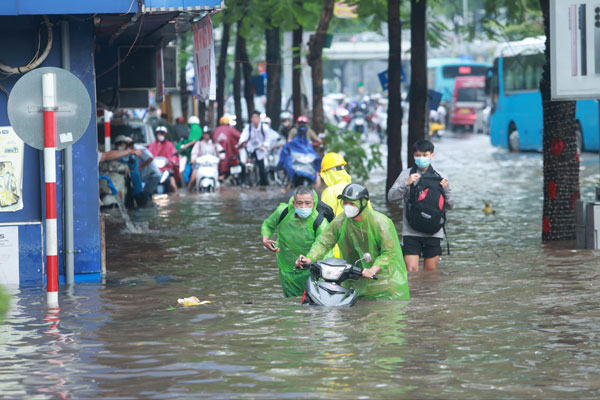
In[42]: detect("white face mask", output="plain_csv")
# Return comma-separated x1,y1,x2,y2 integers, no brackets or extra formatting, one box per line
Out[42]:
343,204,360,218
157,134,165,142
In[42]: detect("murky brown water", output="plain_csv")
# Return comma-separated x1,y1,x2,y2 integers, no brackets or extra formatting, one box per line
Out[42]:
1,134,600,399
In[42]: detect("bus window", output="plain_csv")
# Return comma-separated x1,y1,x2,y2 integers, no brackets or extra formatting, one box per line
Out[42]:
490,61,499,112
503,54,545,92
427,68,436,90
457,87,486,102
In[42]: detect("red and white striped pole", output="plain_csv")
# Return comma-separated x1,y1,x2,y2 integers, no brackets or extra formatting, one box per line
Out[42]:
104,109,112,150
42,72,58,306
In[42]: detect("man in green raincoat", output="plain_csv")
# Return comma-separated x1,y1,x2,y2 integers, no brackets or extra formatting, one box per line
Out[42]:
261,186,330,297
296,183,409,300
177,116,203,159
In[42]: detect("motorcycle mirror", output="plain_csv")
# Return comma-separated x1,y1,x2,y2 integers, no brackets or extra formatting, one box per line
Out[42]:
354,253,371,266
362,253,372,263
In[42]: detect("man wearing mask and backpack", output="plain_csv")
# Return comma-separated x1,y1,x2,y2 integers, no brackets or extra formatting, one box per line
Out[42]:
261,186,333,297
387,140,453,272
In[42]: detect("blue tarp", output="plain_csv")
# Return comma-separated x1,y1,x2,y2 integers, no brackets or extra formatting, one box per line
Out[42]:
277,134,321,184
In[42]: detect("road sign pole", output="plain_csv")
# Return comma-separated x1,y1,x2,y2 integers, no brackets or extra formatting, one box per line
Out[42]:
42,72,58,306
104,109,112,150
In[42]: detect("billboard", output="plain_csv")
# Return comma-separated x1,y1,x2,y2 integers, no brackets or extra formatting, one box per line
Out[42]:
551,0,600,99
192,15,216,101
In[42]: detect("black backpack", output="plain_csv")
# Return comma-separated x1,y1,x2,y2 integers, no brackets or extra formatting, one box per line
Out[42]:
406,166,448,235
278,201,334,233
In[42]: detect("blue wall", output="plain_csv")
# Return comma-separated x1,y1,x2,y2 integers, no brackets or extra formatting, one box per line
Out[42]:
0,16,101,285
0,0,134,15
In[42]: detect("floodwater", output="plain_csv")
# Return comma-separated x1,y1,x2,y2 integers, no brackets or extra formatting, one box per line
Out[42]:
2,133,600,399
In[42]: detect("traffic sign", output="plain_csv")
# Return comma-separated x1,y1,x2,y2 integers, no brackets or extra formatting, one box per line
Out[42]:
7,67,92,150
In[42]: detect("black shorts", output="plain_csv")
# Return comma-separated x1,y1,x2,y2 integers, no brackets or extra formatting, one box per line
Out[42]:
402,236,442,259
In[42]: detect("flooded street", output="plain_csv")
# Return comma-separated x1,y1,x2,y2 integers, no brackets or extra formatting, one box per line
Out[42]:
2,133,600,399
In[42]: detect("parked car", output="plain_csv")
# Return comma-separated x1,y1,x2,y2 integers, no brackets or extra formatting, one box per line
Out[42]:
97,117,155,150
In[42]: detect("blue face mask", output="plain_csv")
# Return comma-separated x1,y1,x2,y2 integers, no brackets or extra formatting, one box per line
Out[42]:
295,207,312,219
414,156,431,169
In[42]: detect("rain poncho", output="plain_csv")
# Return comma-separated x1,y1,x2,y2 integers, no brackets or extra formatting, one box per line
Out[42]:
148,139,179,172
277,134,321,184
177,123,203,158
261,191,329,297
306,208,410,300
213,125,241,174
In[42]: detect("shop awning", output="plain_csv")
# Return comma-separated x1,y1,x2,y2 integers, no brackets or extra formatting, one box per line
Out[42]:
0,0,224,15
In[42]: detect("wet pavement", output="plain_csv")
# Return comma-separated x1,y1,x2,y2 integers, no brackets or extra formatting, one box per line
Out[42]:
1,132,600,399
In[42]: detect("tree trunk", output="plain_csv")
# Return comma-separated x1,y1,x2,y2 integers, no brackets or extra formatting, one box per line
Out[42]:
198,99,207,127
217,23,230,121
307,0,335,134
292,26,303,121
540,0,580,241
266,26,282,130
386,0,403,193
407,0,427,168
239,32,255,117
234,22,243,132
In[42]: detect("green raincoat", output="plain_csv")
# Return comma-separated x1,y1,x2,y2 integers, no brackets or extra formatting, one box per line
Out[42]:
261,191,329,297
306,208,410,300
177,123,203,158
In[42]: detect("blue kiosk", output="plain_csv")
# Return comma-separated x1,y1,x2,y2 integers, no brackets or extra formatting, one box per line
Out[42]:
0,0,223,287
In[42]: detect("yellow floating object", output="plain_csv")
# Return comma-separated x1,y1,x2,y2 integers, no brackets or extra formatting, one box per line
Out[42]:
177,296,212,306
483,202,494,215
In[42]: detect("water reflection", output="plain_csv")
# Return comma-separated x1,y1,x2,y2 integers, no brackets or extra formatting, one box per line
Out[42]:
1,134,600,398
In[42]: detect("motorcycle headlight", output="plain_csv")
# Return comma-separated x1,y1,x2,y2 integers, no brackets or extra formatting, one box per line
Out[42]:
154,159,167,168
320,264,344,281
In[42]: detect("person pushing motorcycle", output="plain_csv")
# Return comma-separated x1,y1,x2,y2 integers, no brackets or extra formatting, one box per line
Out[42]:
296,183,410,300
261,186,330,297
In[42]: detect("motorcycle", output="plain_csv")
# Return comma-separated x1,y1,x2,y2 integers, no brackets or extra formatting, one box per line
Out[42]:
298,253,376,307
429,122,445,139
153,156,172,194
351,109,367,135
194,154,220,192
265,136,287,186
228,156,243,186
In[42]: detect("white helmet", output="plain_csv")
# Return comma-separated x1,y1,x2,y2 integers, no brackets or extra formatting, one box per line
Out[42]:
155,125,168,134
280,111,291,120
188,116,200,125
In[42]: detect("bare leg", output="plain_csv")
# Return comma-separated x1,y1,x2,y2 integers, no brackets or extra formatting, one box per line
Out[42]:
404,254,420,272
423,256,440,271
187,170,197,192
169,176,178,193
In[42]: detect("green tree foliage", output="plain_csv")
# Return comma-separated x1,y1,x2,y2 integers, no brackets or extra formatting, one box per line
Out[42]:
324,123,383,181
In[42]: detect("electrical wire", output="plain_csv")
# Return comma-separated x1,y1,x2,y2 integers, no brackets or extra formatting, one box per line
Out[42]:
0,15,53,75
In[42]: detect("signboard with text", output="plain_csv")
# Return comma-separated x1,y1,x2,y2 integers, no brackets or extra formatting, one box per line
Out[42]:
0,127,24,212
193,15,216,101
550,0,600,99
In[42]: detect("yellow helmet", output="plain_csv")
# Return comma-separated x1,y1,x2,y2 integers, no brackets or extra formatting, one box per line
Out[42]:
321,152,347,173
219,116,230,125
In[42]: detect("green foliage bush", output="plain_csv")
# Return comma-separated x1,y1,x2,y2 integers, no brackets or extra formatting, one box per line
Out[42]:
323,123,383,181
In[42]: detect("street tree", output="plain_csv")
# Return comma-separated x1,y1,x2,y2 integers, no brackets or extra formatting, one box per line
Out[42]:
307,0,336,134
407,0,427,169
387,0,404,192
538,0,579,241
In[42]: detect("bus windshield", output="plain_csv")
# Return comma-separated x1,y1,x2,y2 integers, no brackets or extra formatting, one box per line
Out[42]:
457,87,486,102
